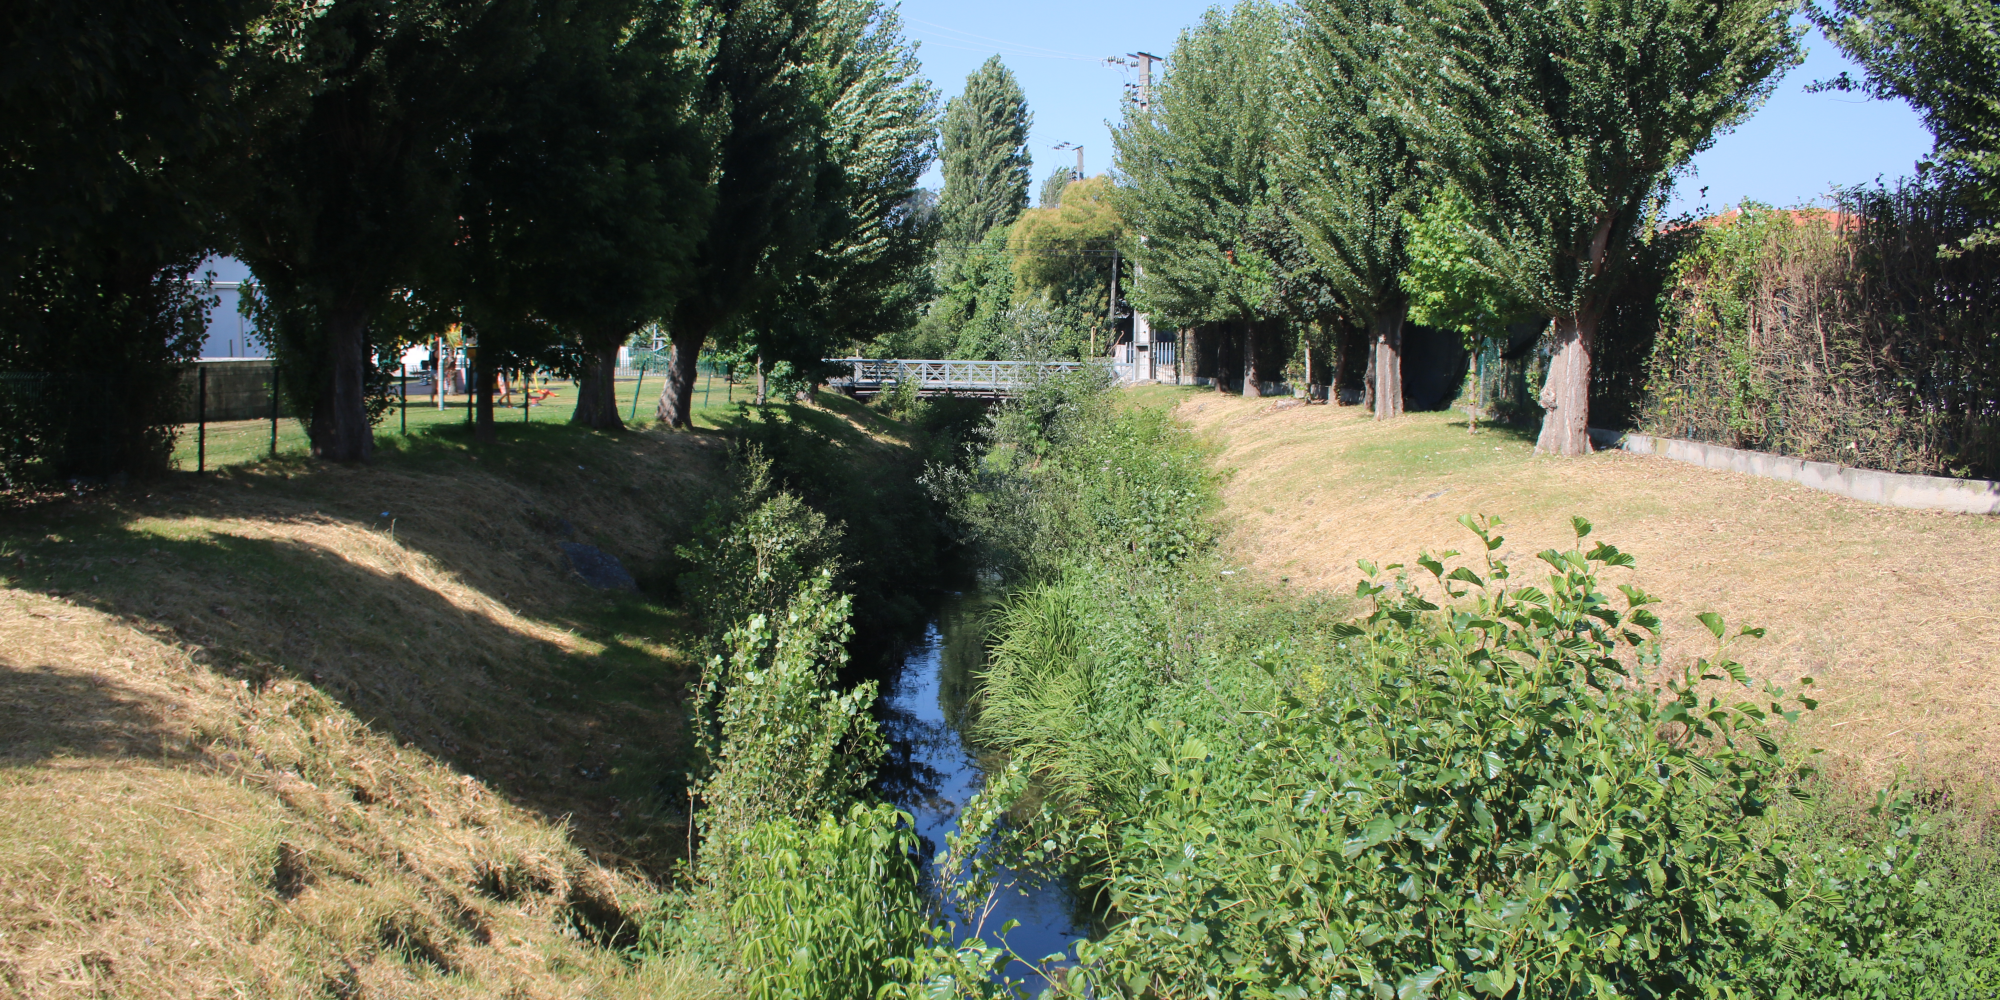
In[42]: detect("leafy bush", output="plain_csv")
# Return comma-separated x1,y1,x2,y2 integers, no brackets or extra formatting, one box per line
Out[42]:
725,802,934,1000
676,447,845,631
970,517,1827,998
691,566,879,863
927,370,1220,578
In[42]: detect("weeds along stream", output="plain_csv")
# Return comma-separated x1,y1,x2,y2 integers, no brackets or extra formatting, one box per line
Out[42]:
866,583,1093,983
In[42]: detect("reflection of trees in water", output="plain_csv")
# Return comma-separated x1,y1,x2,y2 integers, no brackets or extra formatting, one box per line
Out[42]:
935,590,997,737
872,699,951,808
861,587,998,817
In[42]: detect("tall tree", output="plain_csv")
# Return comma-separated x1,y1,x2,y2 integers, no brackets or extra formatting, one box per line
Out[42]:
743,0,939,379
936,56,1032,246
1280,0,1429,419
456,0,711,435
1,0,262,480
654,0,821,428
1010,174,1125,359
231,0,540,461
1411,0,1800,454
1117,0,1287,395
1811,0,2000,244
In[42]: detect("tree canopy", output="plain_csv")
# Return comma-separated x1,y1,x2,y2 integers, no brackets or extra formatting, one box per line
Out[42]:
1409,0,1801,452
1116,0,1286,331
935,56,1032,247
1813,0,2000,241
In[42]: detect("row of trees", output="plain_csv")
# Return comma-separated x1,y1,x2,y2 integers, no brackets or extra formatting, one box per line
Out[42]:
881,55,1132,364
1117,0,1996,456
3,0,937,472
1117,0,1801,453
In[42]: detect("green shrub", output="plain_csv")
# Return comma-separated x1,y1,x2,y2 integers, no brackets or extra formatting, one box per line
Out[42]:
929,370,1219,578
676,447,845,631
726,802,934,1000
692,568,880,865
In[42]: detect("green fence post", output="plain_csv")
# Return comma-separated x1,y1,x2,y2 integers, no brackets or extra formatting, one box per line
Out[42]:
401,364,409,435
197,365,207,474
631,367,645,421
269,362,279,458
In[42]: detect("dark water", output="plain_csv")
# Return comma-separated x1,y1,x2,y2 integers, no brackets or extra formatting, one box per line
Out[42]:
872,588,1087,981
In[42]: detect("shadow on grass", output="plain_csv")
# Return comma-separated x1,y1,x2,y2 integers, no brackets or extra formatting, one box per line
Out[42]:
0,503,703,872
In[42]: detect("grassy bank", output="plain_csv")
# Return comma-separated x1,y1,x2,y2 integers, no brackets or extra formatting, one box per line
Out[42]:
0,390,955,997
1165,389,2000,787
951,380,1999,998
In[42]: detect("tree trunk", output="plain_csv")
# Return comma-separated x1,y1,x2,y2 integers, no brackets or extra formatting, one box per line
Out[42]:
474,354,497,443
655,327,704,428
315,303,373,462
1361,342,1376,411
570,341,625,431
1241,321,1261,398
1535,305,1600,456
1372,302,1407,420
754,352,767,406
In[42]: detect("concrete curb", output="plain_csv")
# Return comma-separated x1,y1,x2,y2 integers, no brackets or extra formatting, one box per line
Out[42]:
1587,429,2000,515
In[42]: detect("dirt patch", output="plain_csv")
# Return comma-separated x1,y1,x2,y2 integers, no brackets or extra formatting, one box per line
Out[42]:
1171,391,2000,786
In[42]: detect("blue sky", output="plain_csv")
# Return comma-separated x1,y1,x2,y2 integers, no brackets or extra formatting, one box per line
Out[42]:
898,3,1936,215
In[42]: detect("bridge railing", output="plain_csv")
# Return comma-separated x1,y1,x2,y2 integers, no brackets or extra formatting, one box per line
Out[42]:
825,358,1092,392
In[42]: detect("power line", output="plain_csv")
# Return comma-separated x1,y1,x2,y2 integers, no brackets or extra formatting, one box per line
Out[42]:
905,18,1098,61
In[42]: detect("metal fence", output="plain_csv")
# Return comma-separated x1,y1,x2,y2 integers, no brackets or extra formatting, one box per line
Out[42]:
826,358,1091,396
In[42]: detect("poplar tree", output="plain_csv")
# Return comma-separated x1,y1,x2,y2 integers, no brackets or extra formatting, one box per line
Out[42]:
231,0,541,461
744,0,939,377
936,56,1032,246
456,0,711,434
1411,0,1800,454
654,0,821,428
1279,0,1429,419
1116,0,1287,395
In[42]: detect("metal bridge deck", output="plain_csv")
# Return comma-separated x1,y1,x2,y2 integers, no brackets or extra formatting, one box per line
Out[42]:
826,358,1091,397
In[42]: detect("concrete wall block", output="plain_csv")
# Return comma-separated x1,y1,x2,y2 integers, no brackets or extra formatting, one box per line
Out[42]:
1589,428,2000,515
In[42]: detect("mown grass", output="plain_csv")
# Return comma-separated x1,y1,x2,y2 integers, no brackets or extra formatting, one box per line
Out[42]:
0,392,941,998
169,368,755,471
1170,390,2000,787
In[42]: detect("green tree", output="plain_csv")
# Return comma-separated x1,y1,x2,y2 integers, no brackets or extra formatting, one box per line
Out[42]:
1412,0,1801,454
1401,182,1533,346
743,0,939,384
1037,165,1075,208
1010,173,1125,358
1,0,263,480
1280,0,1430,419
1117,1,1287,393
455,0,711,434
653,0,822,428
1811,0,2000,245
936,56,1032,246
910,229,1017,360
231,0,540,461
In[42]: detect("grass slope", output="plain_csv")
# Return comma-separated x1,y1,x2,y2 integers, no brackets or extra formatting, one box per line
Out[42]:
0,394,925,998
1158,387,2000,786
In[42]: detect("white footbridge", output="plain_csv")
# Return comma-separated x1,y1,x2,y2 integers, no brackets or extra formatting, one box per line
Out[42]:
825,358,1093,398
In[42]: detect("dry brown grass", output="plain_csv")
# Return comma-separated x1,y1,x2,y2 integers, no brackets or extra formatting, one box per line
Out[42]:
1161,389,2000,787
0,417,782,998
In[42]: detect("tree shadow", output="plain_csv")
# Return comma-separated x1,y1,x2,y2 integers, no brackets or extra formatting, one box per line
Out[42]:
0,510,699,872
0,662,178,765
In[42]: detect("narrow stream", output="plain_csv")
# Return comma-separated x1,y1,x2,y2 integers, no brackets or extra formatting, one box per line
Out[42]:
874,587,1086,979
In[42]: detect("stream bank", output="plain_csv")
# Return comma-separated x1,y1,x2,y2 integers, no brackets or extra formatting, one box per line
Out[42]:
866,584,1089,980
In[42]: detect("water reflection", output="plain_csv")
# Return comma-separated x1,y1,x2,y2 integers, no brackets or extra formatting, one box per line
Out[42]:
874,588,1086,981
